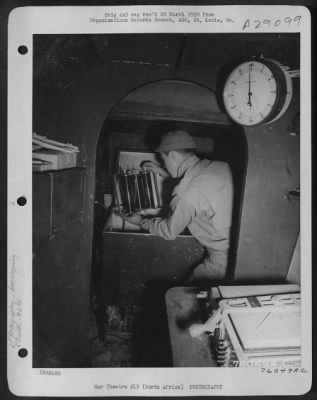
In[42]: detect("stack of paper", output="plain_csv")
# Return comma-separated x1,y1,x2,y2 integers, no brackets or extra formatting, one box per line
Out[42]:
32,158,54,172
32,133,79,171
218,284,300,298
230,311,301,350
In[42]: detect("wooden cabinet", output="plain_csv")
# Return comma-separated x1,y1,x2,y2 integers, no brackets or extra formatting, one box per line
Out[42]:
101,231,204,306
33,167,90,367
33,168,85,238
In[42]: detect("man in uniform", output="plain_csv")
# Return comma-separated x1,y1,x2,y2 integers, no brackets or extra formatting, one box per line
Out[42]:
124,130,233,282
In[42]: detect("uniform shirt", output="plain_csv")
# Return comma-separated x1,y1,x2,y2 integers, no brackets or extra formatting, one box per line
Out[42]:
140,155,233,251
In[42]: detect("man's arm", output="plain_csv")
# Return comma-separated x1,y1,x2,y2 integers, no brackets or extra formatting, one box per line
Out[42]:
140,196,194,240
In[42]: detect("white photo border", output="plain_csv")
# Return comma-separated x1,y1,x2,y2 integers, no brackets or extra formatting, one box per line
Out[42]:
7,5,312,397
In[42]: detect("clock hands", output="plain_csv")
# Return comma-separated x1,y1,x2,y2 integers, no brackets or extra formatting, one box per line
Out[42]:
223,59,291,126
247,64,253,108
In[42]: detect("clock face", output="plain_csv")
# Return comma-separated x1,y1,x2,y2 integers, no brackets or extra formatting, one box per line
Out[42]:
223,61,278,126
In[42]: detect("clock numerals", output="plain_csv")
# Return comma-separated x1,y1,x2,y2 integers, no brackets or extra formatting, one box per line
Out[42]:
223,59,292,126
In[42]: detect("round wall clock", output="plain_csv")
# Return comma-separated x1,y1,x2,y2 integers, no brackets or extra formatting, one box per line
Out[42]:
222,58,293,127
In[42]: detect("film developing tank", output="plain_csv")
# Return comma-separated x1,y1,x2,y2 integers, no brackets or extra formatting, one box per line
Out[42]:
115,164,160,213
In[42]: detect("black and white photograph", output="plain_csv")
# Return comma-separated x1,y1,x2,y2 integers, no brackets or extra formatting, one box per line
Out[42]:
6,4,313,397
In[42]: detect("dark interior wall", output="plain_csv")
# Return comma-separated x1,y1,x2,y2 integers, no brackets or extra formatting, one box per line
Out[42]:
236,80,300,281
33,33,300,365
33,45,202,366
33,219,88,366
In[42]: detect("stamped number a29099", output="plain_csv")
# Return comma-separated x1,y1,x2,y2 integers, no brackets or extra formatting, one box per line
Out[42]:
242,16,301,31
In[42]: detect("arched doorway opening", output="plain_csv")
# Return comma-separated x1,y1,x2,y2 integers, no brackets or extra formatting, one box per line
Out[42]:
92,80,247,367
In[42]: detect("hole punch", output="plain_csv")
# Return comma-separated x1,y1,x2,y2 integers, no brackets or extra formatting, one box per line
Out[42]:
18,348,28,358
17,196,27,206
18,45,28,55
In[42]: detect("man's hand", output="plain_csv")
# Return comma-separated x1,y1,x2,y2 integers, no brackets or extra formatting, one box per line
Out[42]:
122,212,143,226
141,161,170,178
